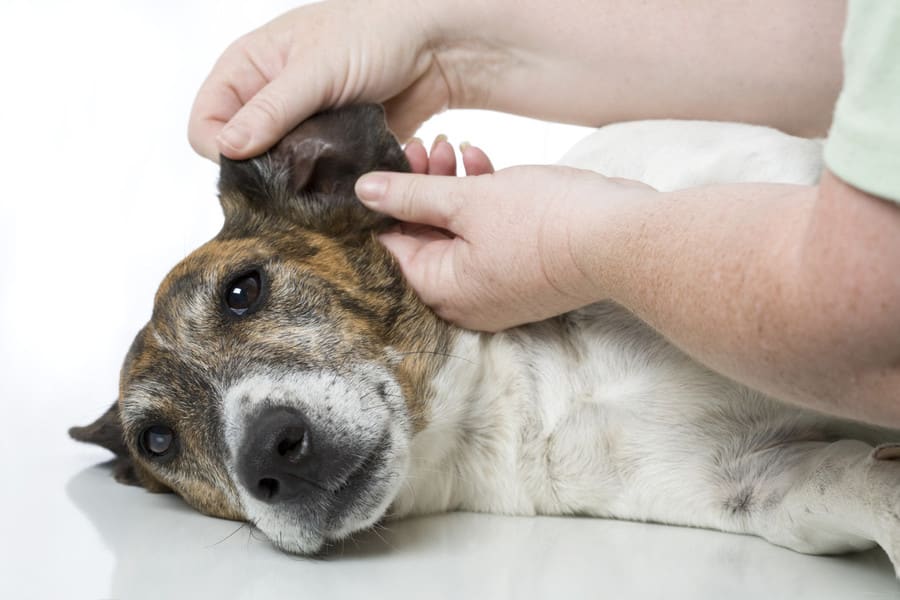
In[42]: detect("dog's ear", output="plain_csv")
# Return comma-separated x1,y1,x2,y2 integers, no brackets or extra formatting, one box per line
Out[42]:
218,104,410,236
69,399,127,455
69,400,141,487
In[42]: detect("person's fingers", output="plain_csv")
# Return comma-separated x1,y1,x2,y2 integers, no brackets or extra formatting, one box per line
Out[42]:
427,136,457,176
188,69,253,161
607,176,656,190
460,142,495,176
382,61,450,141
404,138,428,174
356,172,471,231
188,35,285,162
394,222,453,243
378,230,459,310
189,115,231,163
214,62,334,160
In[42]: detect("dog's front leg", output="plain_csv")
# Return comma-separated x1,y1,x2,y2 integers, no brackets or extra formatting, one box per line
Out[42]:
742,440,900,575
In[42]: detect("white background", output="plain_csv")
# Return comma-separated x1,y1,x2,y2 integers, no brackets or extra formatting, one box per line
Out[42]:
0,1,896,598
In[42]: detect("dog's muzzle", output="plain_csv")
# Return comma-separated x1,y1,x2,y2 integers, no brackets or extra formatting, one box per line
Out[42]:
236,405,368,504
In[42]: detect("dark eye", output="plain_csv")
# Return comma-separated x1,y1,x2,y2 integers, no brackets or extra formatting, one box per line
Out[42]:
225,271,261,316
140,425,175,458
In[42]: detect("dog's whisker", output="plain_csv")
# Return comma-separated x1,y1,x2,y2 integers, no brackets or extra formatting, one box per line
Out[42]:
394,349,476,365
206,522,249,548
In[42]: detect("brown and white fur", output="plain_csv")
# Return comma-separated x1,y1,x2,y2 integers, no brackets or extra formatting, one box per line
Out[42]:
71,105,900,573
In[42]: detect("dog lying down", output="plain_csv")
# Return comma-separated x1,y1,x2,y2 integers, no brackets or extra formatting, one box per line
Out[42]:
72,104,900,572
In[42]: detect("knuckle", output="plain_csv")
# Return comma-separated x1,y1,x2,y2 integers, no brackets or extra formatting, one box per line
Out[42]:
226,33,255,56
401,177,423,216
443,179,470,229
390,175,420,219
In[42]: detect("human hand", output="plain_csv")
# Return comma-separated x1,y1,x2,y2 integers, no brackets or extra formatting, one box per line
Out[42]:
189,0,459,162
358,142,656,331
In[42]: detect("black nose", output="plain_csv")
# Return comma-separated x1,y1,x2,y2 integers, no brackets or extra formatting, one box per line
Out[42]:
236,406,356,504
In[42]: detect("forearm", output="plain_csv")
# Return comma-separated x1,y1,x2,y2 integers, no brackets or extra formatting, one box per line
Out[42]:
574,171,900,424
427,0,845,136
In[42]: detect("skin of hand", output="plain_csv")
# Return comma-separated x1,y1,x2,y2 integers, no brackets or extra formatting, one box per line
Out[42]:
188,0,451,161
188,0,845,162
381,137,654,330
363,140,900,427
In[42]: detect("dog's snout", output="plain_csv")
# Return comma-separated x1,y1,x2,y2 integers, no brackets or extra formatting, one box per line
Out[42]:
236,405,359,505
237,407,314,503
275,423,310,463
254,422,311,502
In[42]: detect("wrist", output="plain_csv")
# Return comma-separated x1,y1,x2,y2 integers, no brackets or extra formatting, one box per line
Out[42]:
562,174,661,304
413,0,517,110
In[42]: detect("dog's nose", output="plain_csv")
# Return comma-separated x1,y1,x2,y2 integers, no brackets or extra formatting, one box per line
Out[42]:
236,406,354,504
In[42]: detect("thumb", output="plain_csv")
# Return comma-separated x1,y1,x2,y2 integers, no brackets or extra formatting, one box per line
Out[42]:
356,172,470,231
217,73,325,159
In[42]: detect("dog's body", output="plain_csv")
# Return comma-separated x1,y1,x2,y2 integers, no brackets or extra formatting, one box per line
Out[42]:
71,106,900,573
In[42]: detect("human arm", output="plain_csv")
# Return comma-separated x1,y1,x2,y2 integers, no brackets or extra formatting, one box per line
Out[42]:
356,165,900,426
188,0,845,161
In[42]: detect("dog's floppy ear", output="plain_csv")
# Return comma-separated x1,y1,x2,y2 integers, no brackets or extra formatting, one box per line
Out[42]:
218,104,410,236
69,400,141,487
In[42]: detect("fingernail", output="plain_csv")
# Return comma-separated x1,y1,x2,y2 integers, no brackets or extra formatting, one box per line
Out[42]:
406,137,424,147
218,124,251,150
431,134,448,150
459,141,472,152
356,174,388,202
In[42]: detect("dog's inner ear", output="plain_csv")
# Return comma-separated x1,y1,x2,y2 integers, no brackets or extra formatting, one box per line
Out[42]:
69,400,141,487
218,104,410,235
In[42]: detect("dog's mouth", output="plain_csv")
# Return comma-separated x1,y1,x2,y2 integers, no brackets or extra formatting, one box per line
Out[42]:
322,433,391,529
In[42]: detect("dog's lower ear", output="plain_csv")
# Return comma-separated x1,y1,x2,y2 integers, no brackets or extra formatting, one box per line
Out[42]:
70,400,172,493
112,456,142,487
69,399,127,457
110,458,170,492
218,104,410,235
70,400,140,487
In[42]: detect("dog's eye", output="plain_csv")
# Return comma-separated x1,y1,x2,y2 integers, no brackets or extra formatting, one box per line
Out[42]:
225,271,261,316
140,425,175,457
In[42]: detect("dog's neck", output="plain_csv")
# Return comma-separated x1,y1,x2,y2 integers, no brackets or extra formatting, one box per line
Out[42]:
390,315,570,518
389,302,674,519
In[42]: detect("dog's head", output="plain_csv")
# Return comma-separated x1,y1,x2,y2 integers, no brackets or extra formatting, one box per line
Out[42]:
70,105,453,554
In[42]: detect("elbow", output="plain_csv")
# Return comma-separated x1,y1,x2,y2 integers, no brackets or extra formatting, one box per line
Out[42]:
794,171,900,426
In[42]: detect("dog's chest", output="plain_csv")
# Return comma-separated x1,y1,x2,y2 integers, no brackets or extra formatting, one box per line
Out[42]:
390,302,741,519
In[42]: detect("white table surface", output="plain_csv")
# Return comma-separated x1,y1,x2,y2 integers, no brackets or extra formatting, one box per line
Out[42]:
2,447,897,600
1,1,897,598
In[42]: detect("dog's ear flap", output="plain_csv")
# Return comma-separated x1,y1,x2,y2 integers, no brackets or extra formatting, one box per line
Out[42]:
69,399,127,456
69,400,143,488
217,104,410,235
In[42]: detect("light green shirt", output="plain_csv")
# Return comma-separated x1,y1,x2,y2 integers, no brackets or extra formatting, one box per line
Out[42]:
824,0,900,203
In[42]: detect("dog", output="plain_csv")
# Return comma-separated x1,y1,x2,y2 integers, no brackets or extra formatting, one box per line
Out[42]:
71,104,900,573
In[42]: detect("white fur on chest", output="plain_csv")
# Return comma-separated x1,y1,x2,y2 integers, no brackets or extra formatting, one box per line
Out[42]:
392,303,756,524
